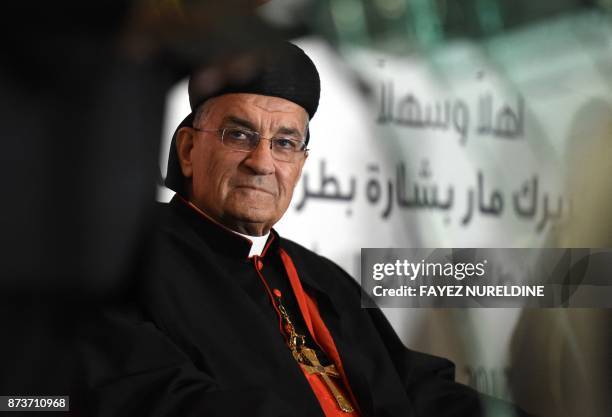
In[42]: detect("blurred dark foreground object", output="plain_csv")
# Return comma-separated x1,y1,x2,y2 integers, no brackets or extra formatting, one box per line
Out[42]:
0,2,288,412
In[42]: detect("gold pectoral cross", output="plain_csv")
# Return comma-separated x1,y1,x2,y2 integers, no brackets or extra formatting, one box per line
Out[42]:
273,292,355,413
298,347,355,413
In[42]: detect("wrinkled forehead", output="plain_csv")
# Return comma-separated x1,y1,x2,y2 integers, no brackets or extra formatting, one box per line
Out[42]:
201,93,309,133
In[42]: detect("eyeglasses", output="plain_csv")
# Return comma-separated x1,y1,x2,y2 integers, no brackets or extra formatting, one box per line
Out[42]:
192,127,308,163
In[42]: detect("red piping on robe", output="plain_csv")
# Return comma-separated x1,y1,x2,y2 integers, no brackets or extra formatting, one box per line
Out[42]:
279,249,361,417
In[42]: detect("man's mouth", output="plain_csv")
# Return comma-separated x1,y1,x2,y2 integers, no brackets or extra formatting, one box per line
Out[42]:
235,185,275,195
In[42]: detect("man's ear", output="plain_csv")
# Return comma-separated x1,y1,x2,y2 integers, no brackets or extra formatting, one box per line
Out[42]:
176,127,195,178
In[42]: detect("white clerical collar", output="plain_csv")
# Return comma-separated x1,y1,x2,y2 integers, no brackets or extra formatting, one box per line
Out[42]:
235,231,270,258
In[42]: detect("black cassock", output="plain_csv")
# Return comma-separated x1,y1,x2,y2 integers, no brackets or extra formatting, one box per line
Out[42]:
79,196,520,417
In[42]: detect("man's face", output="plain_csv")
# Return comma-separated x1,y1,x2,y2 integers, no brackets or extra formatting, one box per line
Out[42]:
176,93,309,236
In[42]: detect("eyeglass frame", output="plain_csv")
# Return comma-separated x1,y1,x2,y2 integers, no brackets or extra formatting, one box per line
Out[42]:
190,126,309,162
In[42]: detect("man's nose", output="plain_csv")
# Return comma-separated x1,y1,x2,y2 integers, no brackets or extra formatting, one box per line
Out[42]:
242,138,275,175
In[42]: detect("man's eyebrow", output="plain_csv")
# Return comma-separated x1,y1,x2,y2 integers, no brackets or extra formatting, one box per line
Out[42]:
223,115,305,138
222,115,257,130
277,126,304,138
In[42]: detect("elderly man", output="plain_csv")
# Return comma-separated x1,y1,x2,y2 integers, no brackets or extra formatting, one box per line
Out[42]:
83,42,517,417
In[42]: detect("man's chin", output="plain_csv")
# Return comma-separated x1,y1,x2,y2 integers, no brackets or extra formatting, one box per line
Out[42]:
224,206,277,228
226,191,276,215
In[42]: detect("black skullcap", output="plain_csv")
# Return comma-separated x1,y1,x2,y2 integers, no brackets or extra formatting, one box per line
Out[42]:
165,41,320,196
